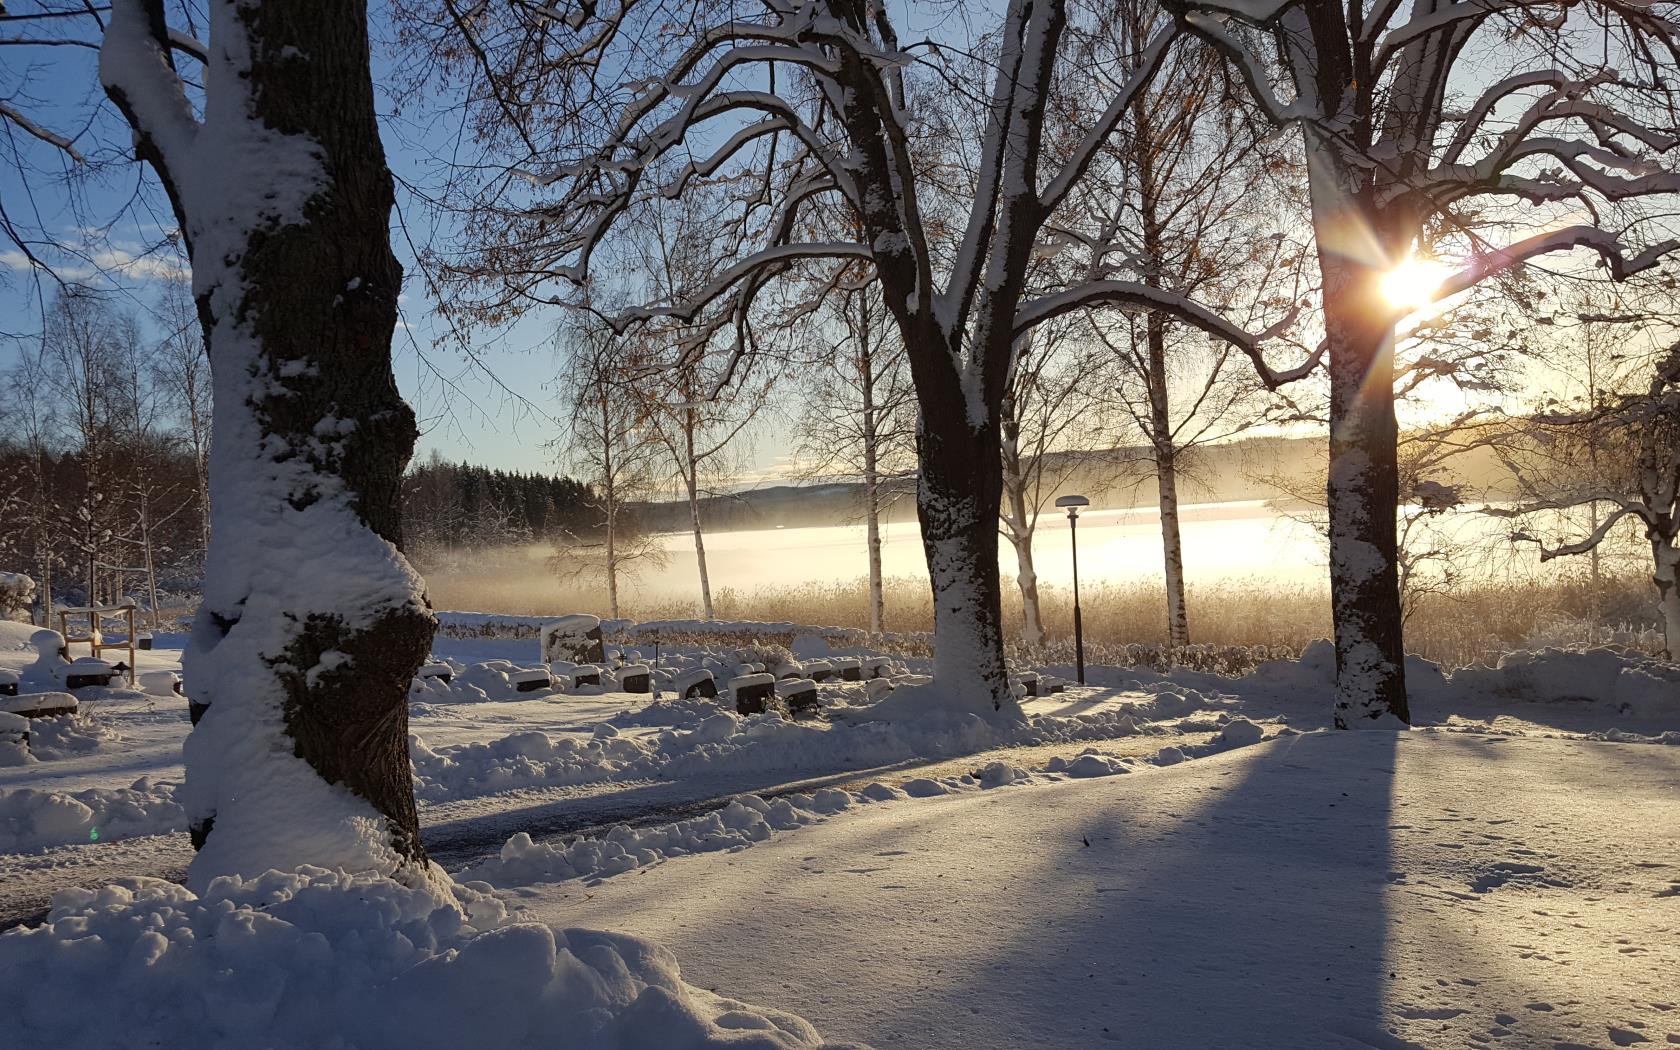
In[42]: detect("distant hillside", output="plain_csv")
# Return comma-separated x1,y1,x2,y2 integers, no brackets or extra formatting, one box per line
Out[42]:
630,433,1522,535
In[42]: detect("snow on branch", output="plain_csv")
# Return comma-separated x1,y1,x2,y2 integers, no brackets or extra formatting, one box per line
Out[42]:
1432,224,1678,302
98,0,199,182
1372,0,1561,74
602,241,873,331
1489,501,1648,560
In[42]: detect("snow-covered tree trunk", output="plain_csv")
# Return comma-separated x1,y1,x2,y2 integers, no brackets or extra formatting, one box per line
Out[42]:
1654,541,1678,659
1316,217,1409,727
102,0,434,887
916,358,1014,713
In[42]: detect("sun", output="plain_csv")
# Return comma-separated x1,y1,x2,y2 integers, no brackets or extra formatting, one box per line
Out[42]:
1379,256,1452,312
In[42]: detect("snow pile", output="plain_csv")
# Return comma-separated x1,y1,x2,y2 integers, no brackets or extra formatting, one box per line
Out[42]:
0,712,28,765
0,868,851,1049
623,619,867,646
1046,750,1136,777
467,767,1021,889
410,729,657,802
433,610,556,639
0,571,34,620
1044,717,1271,779
609,693,728,728
464,792,847,886
408,689,1240,804
0,777,184,852
1450,647,1680,715
21,712,124,759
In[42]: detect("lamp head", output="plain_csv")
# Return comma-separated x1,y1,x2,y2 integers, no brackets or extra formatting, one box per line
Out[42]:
1055,494,1090,518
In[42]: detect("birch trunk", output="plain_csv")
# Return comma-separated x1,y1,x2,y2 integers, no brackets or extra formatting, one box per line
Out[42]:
600,395,620,619
1654,542,1678,659
684,409,713,619
1145,315,1190,648
859,320,886,636
863,433,885,637
1002,460,1044,646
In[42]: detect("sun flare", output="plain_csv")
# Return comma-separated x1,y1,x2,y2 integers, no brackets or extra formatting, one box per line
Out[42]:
1379,256,1452,312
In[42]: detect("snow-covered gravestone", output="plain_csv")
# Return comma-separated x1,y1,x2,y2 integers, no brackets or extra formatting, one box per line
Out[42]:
0,670,17,697
776,677,819,717
510,669,552,694
674,668,717,700
730,673,776,715
540,614,605,665
617,663,651,694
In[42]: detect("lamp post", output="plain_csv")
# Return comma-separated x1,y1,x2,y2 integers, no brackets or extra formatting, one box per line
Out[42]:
1055,494,1090,685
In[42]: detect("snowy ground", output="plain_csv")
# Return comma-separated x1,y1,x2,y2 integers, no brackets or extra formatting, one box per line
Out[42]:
2,615,1677,1047
516,730,1680,1050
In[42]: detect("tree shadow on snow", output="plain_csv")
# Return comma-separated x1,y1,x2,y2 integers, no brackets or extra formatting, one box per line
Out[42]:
861,731,1408,1050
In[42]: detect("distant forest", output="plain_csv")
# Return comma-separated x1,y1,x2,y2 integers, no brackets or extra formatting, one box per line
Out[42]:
399,455,603,567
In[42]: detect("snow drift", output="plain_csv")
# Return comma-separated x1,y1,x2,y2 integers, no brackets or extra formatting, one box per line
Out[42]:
0,867,859,1049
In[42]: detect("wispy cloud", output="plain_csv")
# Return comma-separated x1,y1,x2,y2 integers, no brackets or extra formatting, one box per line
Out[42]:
2,239,187,284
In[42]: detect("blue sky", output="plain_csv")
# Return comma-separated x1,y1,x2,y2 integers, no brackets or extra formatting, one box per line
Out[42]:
0,5,622,477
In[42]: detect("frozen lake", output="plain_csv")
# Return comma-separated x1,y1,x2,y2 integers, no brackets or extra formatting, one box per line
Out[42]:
426,498,1606,617
648,500,1332,599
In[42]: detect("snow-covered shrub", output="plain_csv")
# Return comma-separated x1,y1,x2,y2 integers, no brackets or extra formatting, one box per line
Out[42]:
731,642,800,676
0,571,36,621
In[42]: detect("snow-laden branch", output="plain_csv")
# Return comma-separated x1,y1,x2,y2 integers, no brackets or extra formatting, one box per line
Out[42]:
1372,0,1557,75
1173,8,1299,125
1014,280,1315,389
166,26,207,62
1488,501,1648,560
1431,224,1679,303
99,0,199,183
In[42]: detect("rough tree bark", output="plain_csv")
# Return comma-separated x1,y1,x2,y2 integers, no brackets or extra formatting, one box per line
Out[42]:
102,0,433,884
1316,229,1410,726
